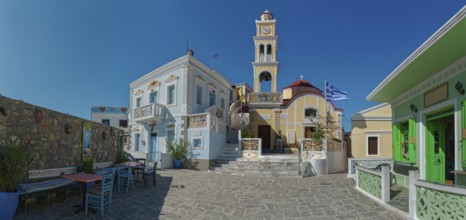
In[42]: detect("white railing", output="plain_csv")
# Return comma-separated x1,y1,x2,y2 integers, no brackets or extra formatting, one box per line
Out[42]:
347,158,393,179
266,54,272,61
206,105,224,119
210,116,226,134
327,140,343,152
409,171,466,220
188,113,208,128
248,92,282,105
133,103,165,122
355,165,390,202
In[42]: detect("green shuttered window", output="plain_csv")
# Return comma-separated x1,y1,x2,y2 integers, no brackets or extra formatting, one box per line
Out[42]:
393,118,416,163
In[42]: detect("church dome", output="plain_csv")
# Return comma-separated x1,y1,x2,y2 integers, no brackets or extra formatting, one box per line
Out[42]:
282,79,323,100
260,10,273,21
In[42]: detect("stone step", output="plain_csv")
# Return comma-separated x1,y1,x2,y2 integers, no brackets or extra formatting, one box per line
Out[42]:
220,151,239,155
220,164,301,171
211,171,304,178
215,167,301,174
235,158,300,163
223,161,302,167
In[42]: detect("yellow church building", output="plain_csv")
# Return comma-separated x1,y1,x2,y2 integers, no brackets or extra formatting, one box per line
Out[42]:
237,10,346,173
244,10,344,155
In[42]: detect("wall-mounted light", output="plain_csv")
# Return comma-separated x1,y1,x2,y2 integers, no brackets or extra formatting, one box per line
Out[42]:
149,123,156,132
409,104,417,113
456,81,465,95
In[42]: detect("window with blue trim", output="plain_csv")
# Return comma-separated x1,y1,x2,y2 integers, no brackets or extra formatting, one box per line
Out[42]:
149,91,158,103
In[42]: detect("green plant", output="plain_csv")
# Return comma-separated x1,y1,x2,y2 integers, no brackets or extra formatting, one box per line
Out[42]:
241,126,253,138
0,131,33,192
167,138,189,160
116,151,128,163
82,158,94,173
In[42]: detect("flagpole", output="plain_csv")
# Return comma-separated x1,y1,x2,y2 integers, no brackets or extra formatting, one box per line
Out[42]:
324,80,328,175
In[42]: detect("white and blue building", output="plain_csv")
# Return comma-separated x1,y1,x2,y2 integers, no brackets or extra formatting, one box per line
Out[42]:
128,51,236,170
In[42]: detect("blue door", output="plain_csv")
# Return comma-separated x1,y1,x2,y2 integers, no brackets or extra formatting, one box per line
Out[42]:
149,133,157,162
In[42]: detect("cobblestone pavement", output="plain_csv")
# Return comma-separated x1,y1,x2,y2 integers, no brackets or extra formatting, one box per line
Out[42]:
14,169,404,220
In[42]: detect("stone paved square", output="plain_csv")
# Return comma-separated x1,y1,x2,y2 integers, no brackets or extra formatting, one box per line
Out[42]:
14,170,404,220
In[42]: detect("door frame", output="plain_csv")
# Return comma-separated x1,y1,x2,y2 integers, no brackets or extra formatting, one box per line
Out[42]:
425,120,446,183
149,132,157,162
258,125,271,149
419,98,458,180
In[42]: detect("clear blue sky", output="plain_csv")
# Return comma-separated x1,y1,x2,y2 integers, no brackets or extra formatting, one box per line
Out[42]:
1,1,465,131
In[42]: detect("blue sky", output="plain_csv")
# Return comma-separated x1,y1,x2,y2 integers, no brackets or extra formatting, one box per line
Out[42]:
1,1,465,131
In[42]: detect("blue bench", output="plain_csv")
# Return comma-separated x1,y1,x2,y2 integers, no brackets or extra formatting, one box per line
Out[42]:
18,167,81,213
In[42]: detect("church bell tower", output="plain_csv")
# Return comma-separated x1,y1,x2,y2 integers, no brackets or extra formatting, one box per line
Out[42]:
253,10,279,92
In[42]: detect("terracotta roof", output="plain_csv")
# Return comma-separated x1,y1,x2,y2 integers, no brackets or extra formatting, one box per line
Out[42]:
282,79,323,97
281,91,342,112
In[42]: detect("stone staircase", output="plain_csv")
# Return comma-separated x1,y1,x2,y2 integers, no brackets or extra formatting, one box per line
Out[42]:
211,150,307,178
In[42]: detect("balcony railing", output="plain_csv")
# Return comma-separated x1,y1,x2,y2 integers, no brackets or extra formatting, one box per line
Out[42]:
133,103,165,123
188,113,208,128
259,54,273,62
206,106,224,119
248,92,282,105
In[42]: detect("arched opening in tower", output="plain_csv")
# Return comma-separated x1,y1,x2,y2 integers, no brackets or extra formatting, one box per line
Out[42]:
259,71,272,92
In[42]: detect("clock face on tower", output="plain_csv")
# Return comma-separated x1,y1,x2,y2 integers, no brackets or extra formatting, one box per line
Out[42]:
261,26,271,35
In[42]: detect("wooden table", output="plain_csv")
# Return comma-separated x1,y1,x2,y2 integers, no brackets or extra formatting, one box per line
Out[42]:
63,172,102,213
116,161,140,167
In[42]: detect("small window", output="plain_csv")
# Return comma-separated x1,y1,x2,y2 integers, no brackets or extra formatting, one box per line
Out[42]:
367,136,379,155
193,138,202,149
167,85,175,105
119,120,128,128
209,90,216,107
135,133,141,151
167,129,175,145
305,108,317,118
221,98,225,109
102,119,110,126
149,91,158,103
196,85,203,105
136,97,142,108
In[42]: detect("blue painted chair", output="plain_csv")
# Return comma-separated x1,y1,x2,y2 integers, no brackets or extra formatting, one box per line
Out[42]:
85,168,115,217
142,162,158,187
118,166,134,192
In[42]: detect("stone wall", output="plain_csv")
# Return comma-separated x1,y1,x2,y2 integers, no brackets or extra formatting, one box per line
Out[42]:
0,96,124,172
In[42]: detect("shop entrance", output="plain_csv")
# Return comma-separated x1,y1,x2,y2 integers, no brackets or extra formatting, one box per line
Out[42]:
425,109,454,184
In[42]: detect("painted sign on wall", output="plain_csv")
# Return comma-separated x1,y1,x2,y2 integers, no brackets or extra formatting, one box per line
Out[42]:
83,122,92,159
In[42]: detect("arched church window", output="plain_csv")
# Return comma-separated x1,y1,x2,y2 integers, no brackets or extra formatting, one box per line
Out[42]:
266,44,272,61
305,108,318,118
259,44,265,61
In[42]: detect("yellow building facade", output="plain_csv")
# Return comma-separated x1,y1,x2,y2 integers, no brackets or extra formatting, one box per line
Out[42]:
246,11,344,152
349,103,392,158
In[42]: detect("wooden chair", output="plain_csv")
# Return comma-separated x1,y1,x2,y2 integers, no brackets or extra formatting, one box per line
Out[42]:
142,162,157,187
118,166,134,192
85,168,115,217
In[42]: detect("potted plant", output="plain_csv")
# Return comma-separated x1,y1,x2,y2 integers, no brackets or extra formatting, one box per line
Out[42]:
0,131,33,219
167,138,188,168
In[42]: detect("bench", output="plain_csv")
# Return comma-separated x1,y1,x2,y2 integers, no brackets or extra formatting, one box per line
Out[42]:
18,167,81,213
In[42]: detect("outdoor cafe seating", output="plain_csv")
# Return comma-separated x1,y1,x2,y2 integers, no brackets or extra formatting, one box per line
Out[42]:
117,165,135,192
85,168,116,217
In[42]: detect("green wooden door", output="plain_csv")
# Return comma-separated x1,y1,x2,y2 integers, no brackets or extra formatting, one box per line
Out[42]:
426,121,445,183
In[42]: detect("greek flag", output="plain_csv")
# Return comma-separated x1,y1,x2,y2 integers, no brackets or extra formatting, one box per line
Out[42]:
326,81,349,101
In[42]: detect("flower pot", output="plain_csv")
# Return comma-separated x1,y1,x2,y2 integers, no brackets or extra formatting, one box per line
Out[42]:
0,191,19,220
173,159,182,168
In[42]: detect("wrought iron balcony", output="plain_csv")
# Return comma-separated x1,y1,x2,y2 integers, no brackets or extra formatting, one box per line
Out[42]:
133,103,165,123
248,92,282,106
